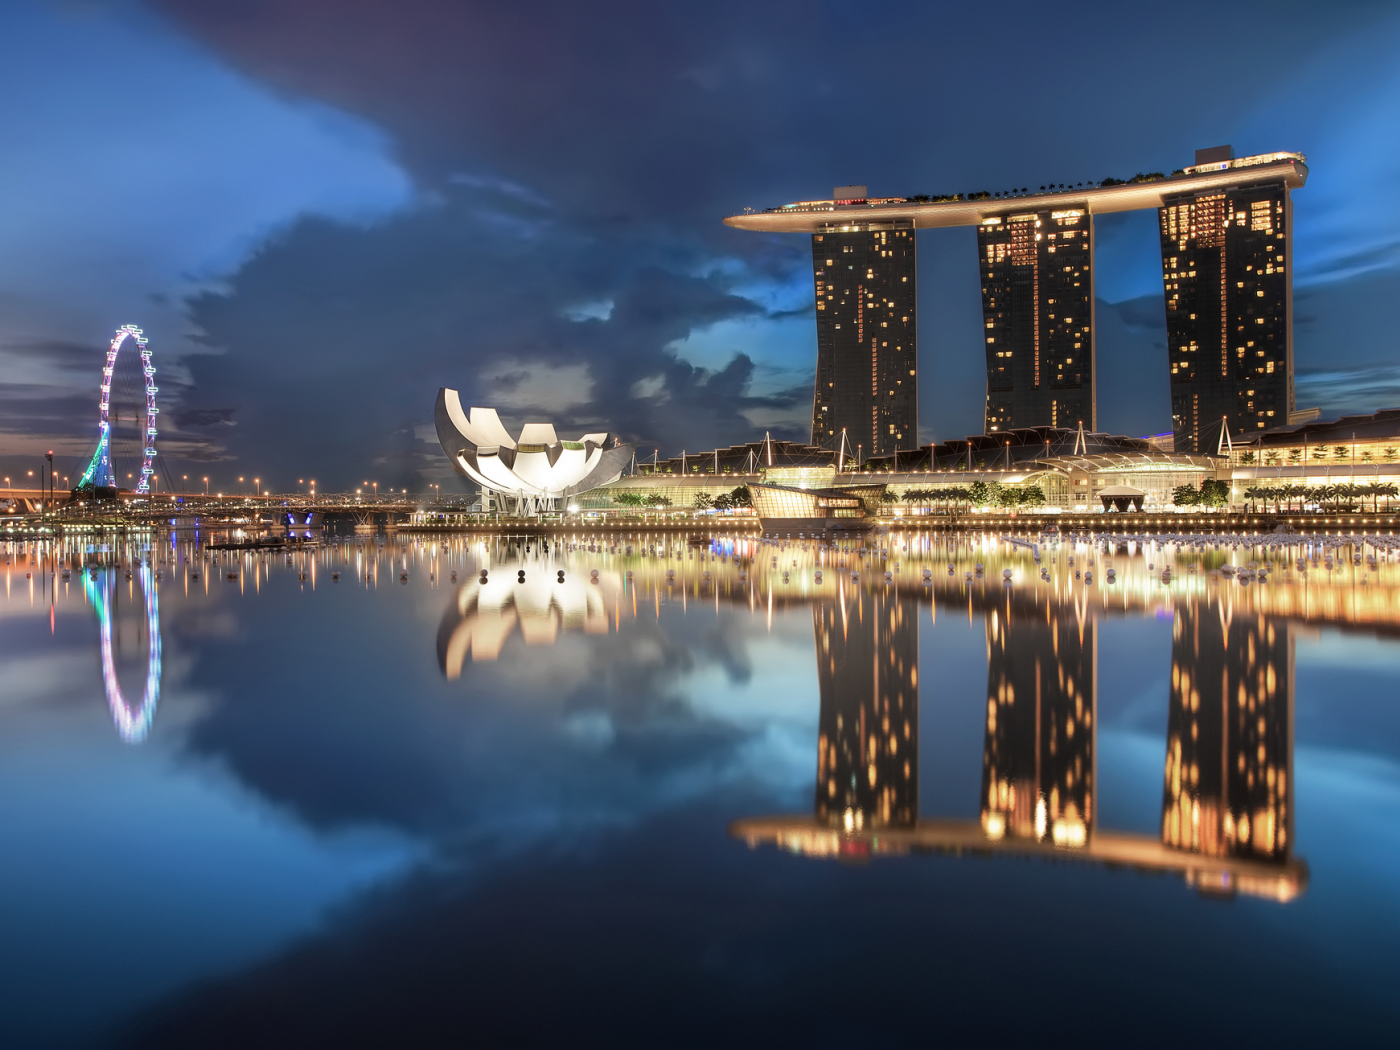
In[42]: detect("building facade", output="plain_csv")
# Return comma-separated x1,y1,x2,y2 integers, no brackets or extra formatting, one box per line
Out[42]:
1160,152,1296,453
810,208,917,459
978,209,1095,433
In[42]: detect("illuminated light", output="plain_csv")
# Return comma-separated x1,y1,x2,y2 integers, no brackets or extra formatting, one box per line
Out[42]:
84,566,160,742
982,812,1006,840
1052,817,1087,848
77,325,159,494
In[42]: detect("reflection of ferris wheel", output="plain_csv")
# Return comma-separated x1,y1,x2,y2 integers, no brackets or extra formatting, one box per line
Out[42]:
78,324,159,494
85,565,162,743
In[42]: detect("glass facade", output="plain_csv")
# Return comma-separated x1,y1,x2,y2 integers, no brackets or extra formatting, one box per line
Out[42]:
747,482,869,523
1160,180,1293,453
810,224,917,458
977,210,1095,434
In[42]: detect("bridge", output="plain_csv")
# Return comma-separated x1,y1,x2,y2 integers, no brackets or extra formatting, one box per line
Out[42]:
4,490,440,525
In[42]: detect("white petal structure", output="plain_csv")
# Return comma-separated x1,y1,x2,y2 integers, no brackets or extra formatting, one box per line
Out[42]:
434,389,633,511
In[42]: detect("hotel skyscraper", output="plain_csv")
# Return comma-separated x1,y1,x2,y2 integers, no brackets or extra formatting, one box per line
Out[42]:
978,209,1095,432
1160,148,1296,453
724,150,1307,451
810,187,917,460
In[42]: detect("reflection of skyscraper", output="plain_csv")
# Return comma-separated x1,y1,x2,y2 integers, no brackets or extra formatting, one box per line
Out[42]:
812,592,918,830
978,209,1095,433
1162,605,1292,862
810,203,917,457
980,603,1095,846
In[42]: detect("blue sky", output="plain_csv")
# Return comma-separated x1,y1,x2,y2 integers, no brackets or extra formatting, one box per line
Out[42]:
2,0,1400,488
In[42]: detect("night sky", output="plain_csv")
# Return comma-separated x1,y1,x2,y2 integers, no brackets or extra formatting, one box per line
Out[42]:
3,0,1399,492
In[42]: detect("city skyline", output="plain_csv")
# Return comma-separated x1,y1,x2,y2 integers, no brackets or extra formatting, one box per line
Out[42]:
2,1,1399,491
727,150,1308,456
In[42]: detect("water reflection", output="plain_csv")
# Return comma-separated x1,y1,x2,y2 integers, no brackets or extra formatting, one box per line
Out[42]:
1164,605,1292,864
85,565,162,743
428,542,1308,899
437,573,612,674
730,579,1307,903
982,598,1095,847
813,593,918,831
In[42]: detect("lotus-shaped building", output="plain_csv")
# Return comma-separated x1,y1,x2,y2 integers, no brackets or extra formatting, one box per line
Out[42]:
434,388,633,513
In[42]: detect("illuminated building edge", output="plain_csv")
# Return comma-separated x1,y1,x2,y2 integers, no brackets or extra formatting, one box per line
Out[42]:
434,388,633,513
78,325,159,494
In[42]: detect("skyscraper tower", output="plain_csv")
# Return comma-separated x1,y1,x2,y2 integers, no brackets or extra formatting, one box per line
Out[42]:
978,209,1095,433
810,187,917,459
1161,147,1297,454
723,152,1306,454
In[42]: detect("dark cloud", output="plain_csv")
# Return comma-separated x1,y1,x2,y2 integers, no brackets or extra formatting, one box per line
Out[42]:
125,0,1400,485
172,191,802,488
170,407,237,428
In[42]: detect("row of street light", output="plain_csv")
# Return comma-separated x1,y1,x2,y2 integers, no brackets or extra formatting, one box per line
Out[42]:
5,457,439,505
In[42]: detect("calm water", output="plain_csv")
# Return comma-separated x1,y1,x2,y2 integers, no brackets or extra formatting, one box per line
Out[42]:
3,527,1399,1047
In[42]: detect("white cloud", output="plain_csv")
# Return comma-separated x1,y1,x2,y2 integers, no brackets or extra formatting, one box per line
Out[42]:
485,362,595,415
561,299,614,322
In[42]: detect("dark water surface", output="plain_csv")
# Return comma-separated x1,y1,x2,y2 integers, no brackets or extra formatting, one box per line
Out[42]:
3,528,1398,1047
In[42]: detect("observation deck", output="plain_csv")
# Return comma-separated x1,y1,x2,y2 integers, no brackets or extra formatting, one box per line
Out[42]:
723,153,1308,233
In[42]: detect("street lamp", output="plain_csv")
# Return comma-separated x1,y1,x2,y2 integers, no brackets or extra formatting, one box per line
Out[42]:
254,477,260,498
203,476,209,496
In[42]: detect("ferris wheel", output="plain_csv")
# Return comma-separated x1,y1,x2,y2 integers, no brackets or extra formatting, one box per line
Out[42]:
78,325,159,494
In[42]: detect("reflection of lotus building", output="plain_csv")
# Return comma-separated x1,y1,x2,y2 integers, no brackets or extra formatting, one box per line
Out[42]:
437,572,614,677
435,389,633,515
